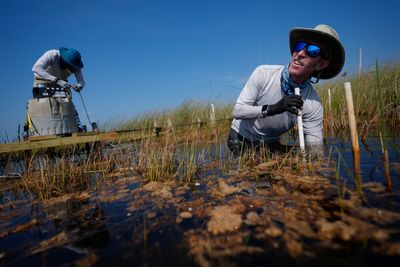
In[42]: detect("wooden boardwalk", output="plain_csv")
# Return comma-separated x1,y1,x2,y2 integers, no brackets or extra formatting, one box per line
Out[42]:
0,130,150,155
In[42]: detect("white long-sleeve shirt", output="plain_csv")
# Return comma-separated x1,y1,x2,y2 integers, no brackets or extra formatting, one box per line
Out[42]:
231,65,323,145
32,49,85,88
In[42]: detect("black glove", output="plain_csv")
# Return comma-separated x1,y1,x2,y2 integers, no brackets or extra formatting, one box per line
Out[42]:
71,84,83,92
262,95,304,116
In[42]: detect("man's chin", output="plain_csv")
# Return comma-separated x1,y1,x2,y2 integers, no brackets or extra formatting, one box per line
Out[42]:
289,67,310,83
288,66,302,77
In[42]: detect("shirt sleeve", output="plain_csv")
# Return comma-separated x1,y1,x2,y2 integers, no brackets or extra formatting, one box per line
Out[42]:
303,101,323,144
32,50,58,83
232,66,265,119
74,69,85,88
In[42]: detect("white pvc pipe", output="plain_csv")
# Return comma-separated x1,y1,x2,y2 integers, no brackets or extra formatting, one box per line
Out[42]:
210,104,216,127
328,88,332,112
295,87,305,152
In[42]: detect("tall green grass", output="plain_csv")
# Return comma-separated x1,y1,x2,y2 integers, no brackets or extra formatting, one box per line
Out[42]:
105,100,234,132
107,62,399,134
317,61,400,133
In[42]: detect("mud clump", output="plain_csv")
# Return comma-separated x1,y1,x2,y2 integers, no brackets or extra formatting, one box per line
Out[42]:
207,205,242,235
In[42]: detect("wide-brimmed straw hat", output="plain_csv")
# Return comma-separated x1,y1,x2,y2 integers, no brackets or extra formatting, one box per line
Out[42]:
59,47,84,70
289,24,345,79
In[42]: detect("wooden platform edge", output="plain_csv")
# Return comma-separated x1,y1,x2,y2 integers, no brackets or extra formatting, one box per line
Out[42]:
0,130,146,154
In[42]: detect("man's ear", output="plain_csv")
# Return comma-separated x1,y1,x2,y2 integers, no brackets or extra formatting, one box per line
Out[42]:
315,59,330,71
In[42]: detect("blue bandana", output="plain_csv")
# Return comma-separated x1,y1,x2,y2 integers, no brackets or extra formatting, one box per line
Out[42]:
280,65,310,96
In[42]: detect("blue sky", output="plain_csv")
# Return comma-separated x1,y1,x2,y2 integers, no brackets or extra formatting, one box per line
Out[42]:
0,0,399,140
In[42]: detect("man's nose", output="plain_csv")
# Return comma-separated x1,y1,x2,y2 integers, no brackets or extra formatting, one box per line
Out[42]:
297,48,307,57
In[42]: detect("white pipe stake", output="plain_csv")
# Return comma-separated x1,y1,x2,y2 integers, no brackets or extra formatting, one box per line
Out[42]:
295,87,305,152
210,104,216,127
328,88,332,112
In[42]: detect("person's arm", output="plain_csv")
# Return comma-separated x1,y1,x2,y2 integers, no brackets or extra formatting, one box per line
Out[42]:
233,66,265,119
74,69,85,89
32,50,59,83
302,102,323,145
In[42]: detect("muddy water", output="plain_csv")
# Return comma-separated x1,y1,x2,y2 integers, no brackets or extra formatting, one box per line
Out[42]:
0,137,400,267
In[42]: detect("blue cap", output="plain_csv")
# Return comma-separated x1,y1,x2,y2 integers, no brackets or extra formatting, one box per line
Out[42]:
59,47,84,70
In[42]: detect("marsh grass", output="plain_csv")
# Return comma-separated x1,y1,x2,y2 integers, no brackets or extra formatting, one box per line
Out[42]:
375,61,392,191
107,100,234,132
2,62,400,200
7,122,304,200
318,61,400,133
11,143,134,200
134,122,232,183
4,123,231,199
105,62,399,135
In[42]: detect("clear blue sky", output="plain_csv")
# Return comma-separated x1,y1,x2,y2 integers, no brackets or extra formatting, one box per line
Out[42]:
1,0,399,140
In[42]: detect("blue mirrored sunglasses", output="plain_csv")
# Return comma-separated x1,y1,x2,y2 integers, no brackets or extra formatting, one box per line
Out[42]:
294,41,321,58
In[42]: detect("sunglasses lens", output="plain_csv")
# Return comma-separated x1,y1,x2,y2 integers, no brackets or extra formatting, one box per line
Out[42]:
307,45,321,57
294,41,307,52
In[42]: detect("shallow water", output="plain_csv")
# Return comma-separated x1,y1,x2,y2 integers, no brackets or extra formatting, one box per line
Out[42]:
0,136,399,266
328,136,399,187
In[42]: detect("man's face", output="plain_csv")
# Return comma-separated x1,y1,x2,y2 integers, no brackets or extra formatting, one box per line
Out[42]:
288,40,330,83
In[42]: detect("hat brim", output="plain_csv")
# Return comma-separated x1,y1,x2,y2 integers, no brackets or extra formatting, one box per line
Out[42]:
289,28,345,79
59,47,84,70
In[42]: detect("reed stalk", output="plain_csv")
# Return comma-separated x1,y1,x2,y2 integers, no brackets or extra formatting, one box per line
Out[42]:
375,60,392,192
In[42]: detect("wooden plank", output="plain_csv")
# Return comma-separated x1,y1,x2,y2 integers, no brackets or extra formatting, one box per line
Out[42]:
0,130,149,154
26,135,58,141
25,131,99,142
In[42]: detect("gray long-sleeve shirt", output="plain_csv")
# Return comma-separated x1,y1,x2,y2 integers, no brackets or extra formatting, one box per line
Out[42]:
231,65,323,144
32,49,85,88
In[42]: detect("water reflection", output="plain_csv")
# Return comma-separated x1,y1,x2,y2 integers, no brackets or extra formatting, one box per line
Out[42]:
0,195,110,266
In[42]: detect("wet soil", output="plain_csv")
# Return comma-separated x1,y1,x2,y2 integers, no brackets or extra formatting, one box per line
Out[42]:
1,158,400,267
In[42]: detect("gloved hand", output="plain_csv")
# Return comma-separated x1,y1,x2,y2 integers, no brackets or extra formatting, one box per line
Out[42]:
56,79,71,89
263,95,304,116
71,84,83,92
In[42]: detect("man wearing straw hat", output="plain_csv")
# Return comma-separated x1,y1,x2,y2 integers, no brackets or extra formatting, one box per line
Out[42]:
227,24,345,156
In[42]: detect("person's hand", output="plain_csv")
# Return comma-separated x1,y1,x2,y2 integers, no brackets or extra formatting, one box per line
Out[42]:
56,79,71,89
265,95,304,116
71,84,83,92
